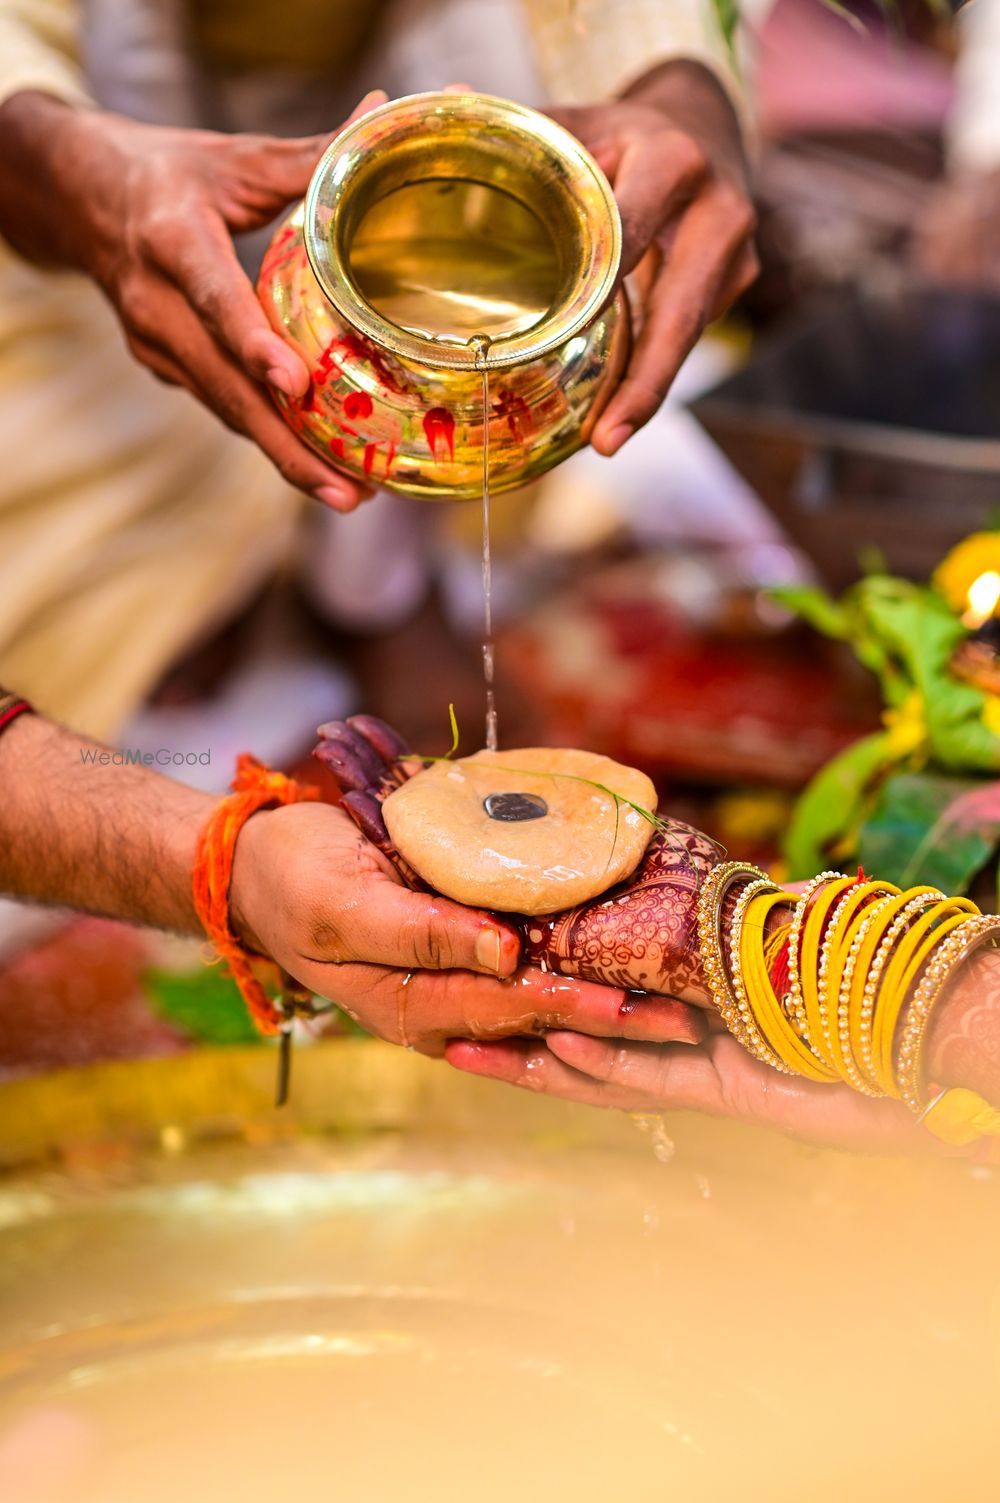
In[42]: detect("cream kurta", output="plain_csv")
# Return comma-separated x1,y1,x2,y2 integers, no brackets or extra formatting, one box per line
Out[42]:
0,0,735,738
0,0,303,736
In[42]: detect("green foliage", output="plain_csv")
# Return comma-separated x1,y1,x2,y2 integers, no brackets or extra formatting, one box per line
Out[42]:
784,730,894,879
860,579,1000,773
144,964,263,1045
779,563,1000,881
859,771,1000,898
709,0,740,59
772,584,850,643
144,965,372,1046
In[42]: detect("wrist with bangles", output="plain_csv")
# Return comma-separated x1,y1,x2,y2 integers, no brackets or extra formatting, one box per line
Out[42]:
697,864,1000,1150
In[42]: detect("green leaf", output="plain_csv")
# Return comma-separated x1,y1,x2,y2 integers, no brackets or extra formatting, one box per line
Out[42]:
709,0,740,60
770,584,849,641
857,542,888,577
784,729,897,879
144,966,373,1046
144,965,263,1046
860,578,1000,772
858,770,1000,896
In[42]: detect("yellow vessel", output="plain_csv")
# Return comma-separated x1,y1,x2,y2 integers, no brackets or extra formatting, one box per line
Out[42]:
258,92,629,499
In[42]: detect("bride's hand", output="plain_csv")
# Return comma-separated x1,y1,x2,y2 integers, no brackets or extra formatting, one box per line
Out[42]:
447,944,1000,1155
520,819,721,1003
444,1031,934,1154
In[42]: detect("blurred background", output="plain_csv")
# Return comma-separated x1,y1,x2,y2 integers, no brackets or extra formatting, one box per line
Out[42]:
4,0,1000,1072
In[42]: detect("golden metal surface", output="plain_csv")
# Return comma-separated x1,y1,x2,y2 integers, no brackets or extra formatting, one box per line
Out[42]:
258,92,629,499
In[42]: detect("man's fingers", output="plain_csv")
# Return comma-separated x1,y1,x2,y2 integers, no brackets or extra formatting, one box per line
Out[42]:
130,277,369,507
198,361,367,509
385,961,701,1048
344,88,391,124
124,331,191,391
163,90,391,398
148,211,312,398
237,91,390,203
709,241,760,322
311,882,522,978
592,190,753,454
610,131,708,275
299,959,657,1051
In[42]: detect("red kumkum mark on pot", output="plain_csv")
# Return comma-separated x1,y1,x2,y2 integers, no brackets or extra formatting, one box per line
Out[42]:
423,406,455,461
329,435,345,460
493,388,533,443
333,334,403,395
363,442,378,475
343,390,373,421
309,337,403,411
314,343,341,387
259,224,298,284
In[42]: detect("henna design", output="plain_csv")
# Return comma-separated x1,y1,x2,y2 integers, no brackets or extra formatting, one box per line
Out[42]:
926,950,1000,1108
314,717,723,1005
520,821,721,1001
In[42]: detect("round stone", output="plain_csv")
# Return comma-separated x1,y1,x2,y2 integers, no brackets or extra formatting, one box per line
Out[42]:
382,745,657,915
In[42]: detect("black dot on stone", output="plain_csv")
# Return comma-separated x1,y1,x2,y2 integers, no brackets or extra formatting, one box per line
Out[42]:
483,791,549,822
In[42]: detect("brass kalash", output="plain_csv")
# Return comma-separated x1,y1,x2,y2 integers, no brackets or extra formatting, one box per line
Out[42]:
258,91,629,498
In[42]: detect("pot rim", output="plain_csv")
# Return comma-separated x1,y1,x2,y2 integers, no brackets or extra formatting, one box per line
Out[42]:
303,90,622,372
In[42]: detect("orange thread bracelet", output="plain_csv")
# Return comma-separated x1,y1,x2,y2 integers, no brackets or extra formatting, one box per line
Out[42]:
192,753,320,1035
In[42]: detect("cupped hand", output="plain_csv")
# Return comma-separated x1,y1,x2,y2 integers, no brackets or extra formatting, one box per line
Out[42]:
445,1030,937,1154
228,798,704,1056
550,61,758,455
42,89,390,510
313,715,724,1006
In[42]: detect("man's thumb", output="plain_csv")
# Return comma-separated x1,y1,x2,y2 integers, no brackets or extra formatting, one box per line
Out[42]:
253,90,390,204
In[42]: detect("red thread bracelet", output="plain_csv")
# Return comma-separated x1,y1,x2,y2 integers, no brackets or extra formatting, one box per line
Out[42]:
0,695,33,739
192,753,320,1034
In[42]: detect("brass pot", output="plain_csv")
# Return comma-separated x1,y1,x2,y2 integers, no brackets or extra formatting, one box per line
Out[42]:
257,91,629,500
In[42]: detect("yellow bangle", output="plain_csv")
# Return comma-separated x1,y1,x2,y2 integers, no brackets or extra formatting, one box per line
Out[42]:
798,877,859,1071
856,890,944,1091
872,898,978,1096
783,872,846,1048
845,888,937,1092
835,889,904,1095
817,882,899,1089
740,894,834,1081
